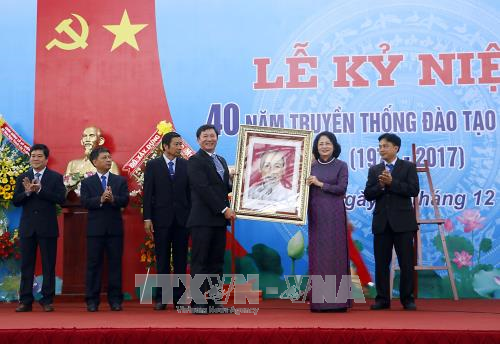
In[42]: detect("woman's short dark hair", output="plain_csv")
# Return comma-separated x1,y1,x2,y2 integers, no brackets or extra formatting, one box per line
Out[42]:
312,131,341,160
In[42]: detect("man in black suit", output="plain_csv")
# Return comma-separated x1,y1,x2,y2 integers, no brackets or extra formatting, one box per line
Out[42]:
364,133,419,311
13,144,66,312
143,132,190,310
80,147,129,312
187,124,235,314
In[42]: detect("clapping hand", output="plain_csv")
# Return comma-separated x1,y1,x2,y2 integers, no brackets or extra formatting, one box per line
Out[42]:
378,170,392,187
105,186,114,203
31,178,41,193
22,177,32,192
22,177,41,193
100,186,114,203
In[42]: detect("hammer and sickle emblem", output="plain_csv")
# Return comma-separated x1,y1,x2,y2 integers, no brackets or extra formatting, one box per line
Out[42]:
46,13,89,51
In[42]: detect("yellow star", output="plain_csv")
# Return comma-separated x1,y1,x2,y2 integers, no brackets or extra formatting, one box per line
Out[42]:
103,9,148,52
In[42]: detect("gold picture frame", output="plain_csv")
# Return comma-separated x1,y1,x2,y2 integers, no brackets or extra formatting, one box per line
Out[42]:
232,125,313,225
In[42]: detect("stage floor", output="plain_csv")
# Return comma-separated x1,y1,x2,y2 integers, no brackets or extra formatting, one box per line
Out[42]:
0,299,499,343
0,299,498,330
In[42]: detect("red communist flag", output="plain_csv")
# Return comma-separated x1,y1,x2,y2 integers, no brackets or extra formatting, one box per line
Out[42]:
34,0,171,169
34,0,172,295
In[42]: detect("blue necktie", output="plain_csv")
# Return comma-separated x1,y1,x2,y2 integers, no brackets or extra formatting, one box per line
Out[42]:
386,163,394,173
101,175,107,190
168,161,175,178
212,154,225,180
34,172,41,182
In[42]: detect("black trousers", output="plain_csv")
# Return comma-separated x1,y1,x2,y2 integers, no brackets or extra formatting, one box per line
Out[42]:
190,226,226,305
19,234,57,305
153,221,189,304
85,235,123,306
374,222,415,305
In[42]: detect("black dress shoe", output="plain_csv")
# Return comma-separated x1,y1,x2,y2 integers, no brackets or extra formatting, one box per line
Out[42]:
41,304,54,312
87,304,98,312
15,303,32,312
110,303,123,311
370,302,390,310
403,302,417,311
154,302,166,311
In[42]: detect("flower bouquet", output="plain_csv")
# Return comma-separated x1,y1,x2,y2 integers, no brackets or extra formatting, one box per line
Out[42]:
63,171,94,196
0,140,29,208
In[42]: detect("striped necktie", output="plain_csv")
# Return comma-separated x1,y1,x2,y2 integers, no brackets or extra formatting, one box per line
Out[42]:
212,154,224,180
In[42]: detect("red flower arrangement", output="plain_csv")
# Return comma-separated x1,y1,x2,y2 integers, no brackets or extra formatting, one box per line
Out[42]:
0,230,20,261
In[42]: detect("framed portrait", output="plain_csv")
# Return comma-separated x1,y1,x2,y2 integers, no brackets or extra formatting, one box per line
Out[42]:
232,125,313,225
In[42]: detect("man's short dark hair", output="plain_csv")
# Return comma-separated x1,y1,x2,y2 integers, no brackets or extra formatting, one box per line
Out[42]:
89,147,110,164
30,144,50,158
162,132,181,150
312,131,341,160
196,124,219,138
378,133,401,152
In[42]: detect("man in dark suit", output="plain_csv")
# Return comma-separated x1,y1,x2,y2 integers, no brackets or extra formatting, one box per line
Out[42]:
364,133,419,311
187,124,235,314
13,144,66,312
143,132,190,310
80,147,129,312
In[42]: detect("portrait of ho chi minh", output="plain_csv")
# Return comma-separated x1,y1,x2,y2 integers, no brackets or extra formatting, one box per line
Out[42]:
247,150,296,203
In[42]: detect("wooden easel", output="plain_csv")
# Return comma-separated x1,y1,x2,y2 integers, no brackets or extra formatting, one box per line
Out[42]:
390,144,458,300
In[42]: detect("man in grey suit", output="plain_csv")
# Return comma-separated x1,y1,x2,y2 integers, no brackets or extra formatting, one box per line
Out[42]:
364,133,419,311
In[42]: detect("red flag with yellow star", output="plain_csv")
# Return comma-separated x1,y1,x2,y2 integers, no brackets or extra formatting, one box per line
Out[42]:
35,0,171,170
34,0,172,295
